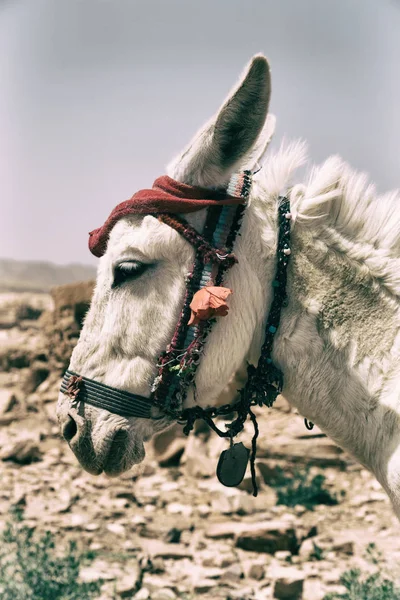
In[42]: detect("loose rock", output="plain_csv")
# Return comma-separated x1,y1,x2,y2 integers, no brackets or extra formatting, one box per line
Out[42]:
1,437,41,464
235,521,298,554
248,562,265,580
0,389,17,414
116,568,140,597
273,568,304,599
157,438,186,467
152,590,177,600
134,589,150,600
332,538,354,556
193,579,217,594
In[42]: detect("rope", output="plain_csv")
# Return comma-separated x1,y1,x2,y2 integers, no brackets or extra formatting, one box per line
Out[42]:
151,172,251,417
157,214,237,268
248,406,259,497
179,193,292,496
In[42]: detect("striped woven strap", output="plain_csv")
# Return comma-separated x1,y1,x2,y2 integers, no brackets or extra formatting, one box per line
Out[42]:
60,370,153,418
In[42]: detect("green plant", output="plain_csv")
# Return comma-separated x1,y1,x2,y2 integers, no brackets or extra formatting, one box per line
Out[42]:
323,543,400,600
0,508,103,600
365,543,381,566
268,467,340,510
310,542,325,561
323,569,400,600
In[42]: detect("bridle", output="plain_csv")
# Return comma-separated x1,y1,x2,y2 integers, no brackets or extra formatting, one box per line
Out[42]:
61,169,293,496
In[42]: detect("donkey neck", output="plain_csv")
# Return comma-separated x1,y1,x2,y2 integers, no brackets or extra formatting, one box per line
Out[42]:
287,224,400,364
271,219,400,476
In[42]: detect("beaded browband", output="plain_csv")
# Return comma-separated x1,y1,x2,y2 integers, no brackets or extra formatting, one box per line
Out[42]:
61,170,292,496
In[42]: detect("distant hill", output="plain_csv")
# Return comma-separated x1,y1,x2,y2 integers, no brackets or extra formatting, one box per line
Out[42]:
0,258,97,292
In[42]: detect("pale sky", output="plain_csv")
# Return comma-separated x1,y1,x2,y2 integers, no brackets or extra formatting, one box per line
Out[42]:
1,0,399,265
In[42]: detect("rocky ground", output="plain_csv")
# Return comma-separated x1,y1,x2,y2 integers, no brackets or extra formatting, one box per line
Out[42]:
0,289,399,600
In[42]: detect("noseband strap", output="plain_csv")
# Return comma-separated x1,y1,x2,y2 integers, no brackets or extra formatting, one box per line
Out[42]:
60,370,153,418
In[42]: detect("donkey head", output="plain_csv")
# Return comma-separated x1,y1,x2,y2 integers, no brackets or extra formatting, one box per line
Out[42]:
57,55,275,476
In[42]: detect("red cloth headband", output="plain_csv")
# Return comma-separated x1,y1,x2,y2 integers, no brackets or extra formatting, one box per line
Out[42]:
88,175,245,257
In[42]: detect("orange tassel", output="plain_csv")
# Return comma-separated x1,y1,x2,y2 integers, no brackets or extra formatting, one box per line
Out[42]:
188,286,232,326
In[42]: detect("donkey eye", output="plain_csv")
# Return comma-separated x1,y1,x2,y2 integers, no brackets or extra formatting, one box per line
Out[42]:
112,261,150,287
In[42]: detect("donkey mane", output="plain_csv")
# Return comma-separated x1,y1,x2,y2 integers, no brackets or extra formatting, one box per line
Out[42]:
259,142,400,301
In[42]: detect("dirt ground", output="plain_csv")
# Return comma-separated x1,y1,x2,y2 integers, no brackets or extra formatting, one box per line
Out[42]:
0,291,399,600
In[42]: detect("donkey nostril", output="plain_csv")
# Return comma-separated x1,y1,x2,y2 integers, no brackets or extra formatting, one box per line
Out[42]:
63,414,78,443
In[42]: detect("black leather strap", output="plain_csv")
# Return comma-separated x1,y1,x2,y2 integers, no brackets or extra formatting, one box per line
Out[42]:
60,370,153,418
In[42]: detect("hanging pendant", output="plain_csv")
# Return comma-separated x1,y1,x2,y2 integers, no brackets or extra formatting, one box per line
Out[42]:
216,442,250,487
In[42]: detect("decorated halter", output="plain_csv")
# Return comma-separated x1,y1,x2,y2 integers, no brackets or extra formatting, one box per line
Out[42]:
61,170,293,496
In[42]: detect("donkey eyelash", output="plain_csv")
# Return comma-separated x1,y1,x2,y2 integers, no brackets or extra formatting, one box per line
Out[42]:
112,261,152,288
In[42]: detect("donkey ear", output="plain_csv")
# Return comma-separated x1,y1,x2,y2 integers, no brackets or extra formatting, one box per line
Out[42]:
240,113,276,171
167,54,272,187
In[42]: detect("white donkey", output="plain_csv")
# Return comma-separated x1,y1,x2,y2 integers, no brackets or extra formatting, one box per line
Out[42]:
57,55,400,515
